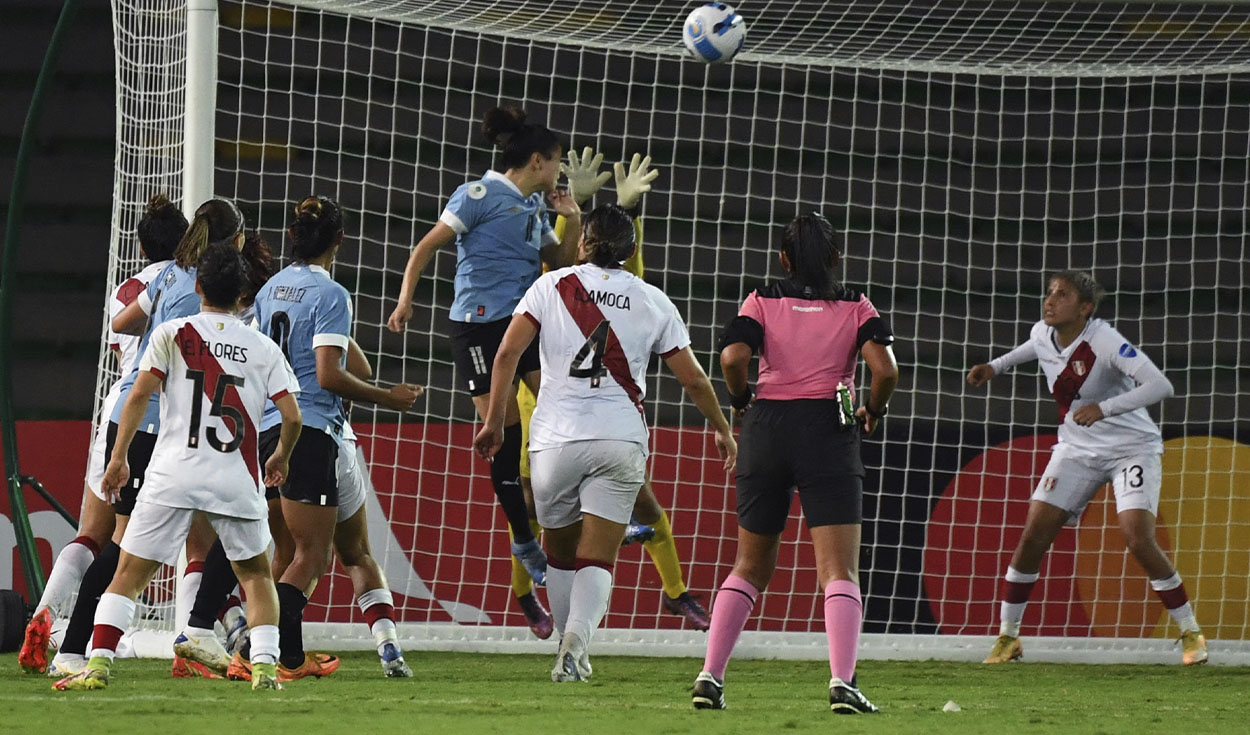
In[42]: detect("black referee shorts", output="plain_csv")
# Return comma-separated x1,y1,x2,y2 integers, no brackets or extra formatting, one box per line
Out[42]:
103,421,158,516
735,399,865,535
259,425,339,507
448,317,541,397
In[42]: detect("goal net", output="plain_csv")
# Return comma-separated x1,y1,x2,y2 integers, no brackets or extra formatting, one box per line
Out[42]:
100,0,1250,663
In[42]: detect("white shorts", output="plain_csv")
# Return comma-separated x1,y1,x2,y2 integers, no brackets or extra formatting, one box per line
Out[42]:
336,438,367,524
121,500,271,565
1032,443,1162,525
529,440,646,529
85,384,122,500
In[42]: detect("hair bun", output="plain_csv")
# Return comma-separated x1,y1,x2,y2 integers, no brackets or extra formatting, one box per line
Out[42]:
481,105,528,146
296,196,323,219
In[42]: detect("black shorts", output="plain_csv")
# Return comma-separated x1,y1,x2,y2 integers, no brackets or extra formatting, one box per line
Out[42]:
259,425,339,506
103,421,158,516
448,317,541,397
735,399,865,535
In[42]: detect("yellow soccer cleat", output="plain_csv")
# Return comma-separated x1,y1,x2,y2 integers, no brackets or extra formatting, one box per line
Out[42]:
983,634,1023,664
1180,631,1208,666
52,667,109,692
251,662,283,691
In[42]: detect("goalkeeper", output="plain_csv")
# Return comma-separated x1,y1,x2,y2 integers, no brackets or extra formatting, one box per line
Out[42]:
508,150,712,639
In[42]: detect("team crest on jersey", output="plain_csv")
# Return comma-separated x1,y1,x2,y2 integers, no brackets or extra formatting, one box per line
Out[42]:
1041,477,1057,492
467,183,487,200
1119,343,1137,358
1071,360,1086,376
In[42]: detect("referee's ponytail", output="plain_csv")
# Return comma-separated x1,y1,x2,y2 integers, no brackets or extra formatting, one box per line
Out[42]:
781,213,841,299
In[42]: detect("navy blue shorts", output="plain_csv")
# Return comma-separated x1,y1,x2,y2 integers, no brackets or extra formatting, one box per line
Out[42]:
448,317,542,397
734,399,864,534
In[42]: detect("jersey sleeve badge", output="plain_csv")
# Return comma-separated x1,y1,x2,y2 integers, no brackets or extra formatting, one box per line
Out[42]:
1119,343,1138,358
467,183,487,200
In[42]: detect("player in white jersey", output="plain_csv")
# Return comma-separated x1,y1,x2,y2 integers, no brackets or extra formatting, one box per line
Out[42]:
474,204,737,682
55,243,302,693
968,270,1207,666
19,194,187,675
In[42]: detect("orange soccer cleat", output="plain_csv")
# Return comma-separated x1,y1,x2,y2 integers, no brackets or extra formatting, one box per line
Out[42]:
19,608,54,674
172,653,224,679
226,651,253,681
277,652,340,682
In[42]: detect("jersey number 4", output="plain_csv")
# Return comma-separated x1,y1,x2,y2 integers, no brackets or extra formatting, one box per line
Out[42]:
569,319,612,388
186,369,247,453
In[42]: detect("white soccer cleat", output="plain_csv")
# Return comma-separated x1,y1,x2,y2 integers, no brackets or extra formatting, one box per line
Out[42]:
550,632,591,682
173,631,231,676
47,652,87,679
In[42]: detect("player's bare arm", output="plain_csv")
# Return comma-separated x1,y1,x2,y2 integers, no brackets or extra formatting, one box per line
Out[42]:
855,341,898,436
101,370,162,501
966,363,995,387
346,337,372,380
111,298,148,336
264,392,303,487
314,344,422,412
473,314,537,460
387,221,457,333
664,346,737,473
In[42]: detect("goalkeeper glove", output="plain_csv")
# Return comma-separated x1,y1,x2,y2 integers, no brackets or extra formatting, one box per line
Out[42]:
560,146,610,206
613,153,660,210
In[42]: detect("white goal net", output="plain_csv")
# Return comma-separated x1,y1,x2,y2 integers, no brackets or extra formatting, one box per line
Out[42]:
102,0,1250,663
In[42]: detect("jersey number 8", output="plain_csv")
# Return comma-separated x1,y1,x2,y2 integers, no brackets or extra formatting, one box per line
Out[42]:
186,369,247,453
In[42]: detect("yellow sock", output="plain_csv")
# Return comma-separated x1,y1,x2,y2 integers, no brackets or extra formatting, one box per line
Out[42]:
509,519,545,598
643,510,687,599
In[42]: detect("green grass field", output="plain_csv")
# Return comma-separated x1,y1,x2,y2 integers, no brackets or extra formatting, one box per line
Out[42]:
2,651,1247,735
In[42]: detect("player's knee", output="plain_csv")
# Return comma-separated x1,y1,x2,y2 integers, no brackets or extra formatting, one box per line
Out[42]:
731,561,774,592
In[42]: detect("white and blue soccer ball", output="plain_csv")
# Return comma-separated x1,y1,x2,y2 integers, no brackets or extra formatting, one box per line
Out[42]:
682,3,747,64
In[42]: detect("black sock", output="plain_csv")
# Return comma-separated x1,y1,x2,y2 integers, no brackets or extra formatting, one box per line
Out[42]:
187,539,238,631
61,542,121,656
275,582,307,669
491,422,533,543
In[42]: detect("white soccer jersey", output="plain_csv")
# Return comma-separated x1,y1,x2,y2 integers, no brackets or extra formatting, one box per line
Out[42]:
989,317,1172,457
516,263,690,453
137,312,300,519
108,261,171,375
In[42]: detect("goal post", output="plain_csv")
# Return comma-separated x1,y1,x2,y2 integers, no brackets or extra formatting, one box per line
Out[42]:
100,0,1250,664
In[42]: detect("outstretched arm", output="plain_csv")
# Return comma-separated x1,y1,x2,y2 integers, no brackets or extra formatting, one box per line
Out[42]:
388,222,457,333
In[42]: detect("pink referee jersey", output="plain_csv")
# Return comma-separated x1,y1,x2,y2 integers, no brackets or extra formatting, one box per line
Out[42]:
735,280,889,402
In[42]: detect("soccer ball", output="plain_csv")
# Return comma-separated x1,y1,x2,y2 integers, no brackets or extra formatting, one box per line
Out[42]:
682,3,747,64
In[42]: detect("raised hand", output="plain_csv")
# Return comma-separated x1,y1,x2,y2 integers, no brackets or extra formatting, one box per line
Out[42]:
614,153,660,209
560,147,610,206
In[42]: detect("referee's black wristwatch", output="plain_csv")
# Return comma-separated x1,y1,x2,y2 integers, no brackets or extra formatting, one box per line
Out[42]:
729,385,754,411
864,402,888,419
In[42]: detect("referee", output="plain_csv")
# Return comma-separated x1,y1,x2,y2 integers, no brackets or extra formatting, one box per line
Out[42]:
692,213,898,715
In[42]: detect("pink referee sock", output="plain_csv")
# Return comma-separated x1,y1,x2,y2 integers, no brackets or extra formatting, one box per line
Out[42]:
824,579,862,682
702,574,759,680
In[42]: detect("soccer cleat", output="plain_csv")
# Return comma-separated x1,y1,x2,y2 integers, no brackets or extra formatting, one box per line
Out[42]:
224,614,250,657
47,653,86,678
983,634,1023,664
1180,631,1208,666
18,608,53,674
226,652,253,681
663,592,711,631
171,653,224,679
251,662,283,691
621,523,656,546
550,632,591,683
173,631,231,676
516,592,554,639
829,677,880,714
379,643,413,678
278,651,341,681
692,671,727,710
510,538,548,586
52,667,109,692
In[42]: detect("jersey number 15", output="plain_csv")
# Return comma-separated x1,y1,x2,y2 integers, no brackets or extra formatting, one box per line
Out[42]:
186,369,247,453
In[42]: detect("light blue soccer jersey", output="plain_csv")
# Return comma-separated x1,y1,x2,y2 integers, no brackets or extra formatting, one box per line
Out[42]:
254,263,353,436
110,262,202,433
440,170,559,323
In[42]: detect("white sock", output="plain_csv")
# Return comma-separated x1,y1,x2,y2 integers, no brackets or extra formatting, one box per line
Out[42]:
175,567,203,636
249,624,279,666
89,593,136,661
356,588,400,655
546,565,576,636
37,540,97,618
564,565,612,650
999,567,1039,638
1150,573,1201,633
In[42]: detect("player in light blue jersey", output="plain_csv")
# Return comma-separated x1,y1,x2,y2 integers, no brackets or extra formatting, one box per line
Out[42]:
388,105,581,587
250,196,421,679
47,198,248,678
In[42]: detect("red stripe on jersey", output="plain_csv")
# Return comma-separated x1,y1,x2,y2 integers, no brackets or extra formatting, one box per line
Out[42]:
177,323,260,485
1052,341,1097,422
555,273,643,412
270,390,290,402
115,277,146,307
149,368,167,380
